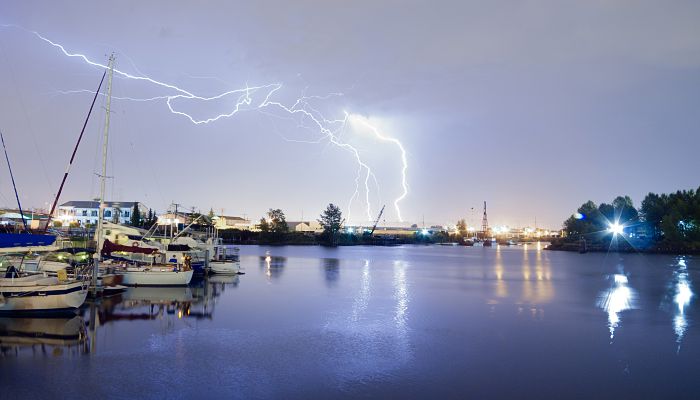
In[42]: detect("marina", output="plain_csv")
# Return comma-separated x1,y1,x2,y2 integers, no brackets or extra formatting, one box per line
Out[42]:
2,245,699,398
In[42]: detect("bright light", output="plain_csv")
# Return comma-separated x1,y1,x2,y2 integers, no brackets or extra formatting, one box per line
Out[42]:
421,229,429,235
608,222,624,236
346,227,354,234
574,212,585,220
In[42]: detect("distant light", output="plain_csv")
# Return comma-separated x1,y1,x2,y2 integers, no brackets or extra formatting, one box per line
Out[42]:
421,229,429,235
608,222,624,236
574,213,585,220
346,227,354,233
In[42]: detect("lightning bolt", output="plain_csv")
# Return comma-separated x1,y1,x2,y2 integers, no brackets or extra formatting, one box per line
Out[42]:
2,25,408,222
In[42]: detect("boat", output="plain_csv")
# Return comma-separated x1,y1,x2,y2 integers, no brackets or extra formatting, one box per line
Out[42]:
0,271,88,315
118,265,194,287
101,239,193,286
0,71,105,315
208,246,240,275
209,260,241,275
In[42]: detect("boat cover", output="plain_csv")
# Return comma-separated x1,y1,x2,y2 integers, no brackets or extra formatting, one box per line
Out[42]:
101,239,159,256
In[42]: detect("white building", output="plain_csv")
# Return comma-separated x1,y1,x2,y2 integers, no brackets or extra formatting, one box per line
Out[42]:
213,215,254,230
55,201,148,226
286,221,323,233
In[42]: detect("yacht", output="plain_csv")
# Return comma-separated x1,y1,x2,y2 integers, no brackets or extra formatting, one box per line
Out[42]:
0,269,88,315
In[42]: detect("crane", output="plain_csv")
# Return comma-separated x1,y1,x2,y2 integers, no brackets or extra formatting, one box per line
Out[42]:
368,205,385,236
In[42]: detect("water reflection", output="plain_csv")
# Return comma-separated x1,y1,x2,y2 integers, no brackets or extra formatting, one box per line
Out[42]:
351,260,371,322
597,273,637,341
322,258,340,287
393,260,410,356
494,246,507,298
260,253,287,280
0,315,88,357
320,258,412,383
671,257,693,350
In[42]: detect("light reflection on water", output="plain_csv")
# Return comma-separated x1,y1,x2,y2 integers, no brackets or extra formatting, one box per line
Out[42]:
350,260,371,322
3,247,700,398
672,257,693,350
598,272,637,341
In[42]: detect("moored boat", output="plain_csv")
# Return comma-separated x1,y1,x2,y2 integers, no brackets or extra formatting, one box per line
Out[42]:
118,266,194,287
209,261,241,275
0,272,88,315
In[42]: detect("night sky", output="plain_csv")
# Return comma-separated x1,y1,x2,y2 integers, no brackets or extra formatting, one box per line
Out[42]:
0,1,698,228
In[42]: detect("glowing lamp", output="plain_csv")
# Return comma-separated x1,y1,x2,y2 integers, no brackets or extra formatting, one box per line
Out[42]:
608,222,624,236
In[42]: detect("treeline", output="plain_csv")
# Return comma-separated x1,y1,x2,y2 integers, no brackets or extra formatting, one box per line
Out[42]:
556,186,700,252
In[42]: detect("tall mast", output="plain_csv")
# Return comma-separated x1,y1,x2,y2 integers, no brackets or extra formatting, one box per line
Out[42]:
93,54,115,292
0,129,27,231
44,71,107,230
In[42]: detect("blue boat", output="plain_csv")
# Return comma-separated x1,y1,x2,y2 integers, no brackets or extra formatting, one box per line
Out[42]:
0,233,56,248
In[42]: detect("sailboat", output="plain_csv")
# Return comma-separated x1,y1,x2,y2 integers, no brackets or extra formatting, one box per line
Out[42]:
91,56,192,288
0,69,106,314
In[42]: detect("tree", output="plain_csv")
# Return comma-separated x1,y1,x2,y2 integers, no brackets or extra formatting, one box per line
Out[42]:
319,203,343,246
258,218,270,233
130,204,141,227
112,206,121,224
267,209,289,234
145,208,156,229
456,219,467,237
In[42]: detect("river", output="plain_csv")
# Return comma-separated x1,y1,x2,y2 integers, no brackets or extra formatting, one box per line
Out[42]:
1,244,698,399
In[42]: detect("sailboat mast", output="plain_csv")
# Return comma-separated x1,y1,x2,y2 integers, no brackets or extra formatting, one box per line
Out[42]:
93,54,115,291
0,129,27,231
44,70,107,230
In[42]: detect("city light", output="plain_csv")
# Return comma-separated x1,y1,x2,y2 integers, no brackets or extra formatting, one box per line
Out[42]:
608,222,624,236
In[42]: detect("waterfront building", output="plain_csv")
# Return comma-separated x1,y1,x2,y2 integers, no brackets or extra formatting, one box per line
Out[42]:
213,215,253,230
55,201,148,227
286,221,323,233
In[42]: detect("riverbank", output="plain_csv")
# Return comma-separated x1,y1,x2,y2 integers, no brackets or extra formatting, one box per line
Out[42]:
546,238,700,254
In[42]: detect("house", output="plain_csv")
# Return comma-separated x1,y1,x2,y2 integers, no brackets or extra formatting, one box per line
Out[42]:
213,215,253,230
55,201,148,226
286,221,323,233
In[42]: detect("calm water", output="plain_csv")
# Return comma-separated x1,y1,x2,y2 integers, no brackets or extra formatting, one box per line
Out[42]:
2,245,699,399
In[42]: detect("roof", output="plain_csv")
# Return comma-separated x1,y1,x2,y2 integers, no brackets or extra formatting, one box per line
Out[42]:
286,221,310,228
217,216,248,221
59,201,139,208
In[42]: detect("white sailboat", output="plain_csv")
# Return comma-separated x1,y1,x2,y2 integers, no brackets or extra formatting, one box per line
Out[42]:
0,272,88,315
0,68,104,315
119,264,194,286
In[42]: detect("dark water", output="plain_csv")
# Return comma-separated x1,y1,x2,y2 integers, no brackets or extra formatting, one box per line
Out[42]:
2,245,699,399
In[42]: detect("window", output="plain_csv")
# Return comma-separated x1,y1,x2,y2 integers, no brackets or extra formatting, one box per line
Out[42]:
124,211,130,217
104,210,112,218
91,210,98,216
82,210,88,216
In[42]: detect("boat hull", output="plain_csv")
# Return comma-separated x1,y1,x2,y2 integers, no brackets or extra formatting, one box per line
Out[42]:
0,280,88,315
209,261,240,275
119,269,193,286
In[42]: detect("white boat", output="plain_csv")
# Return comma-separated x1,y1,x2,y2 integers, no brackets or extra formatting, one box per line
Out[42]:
209,261,240,275
118,265,193,287
0,273,88,315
